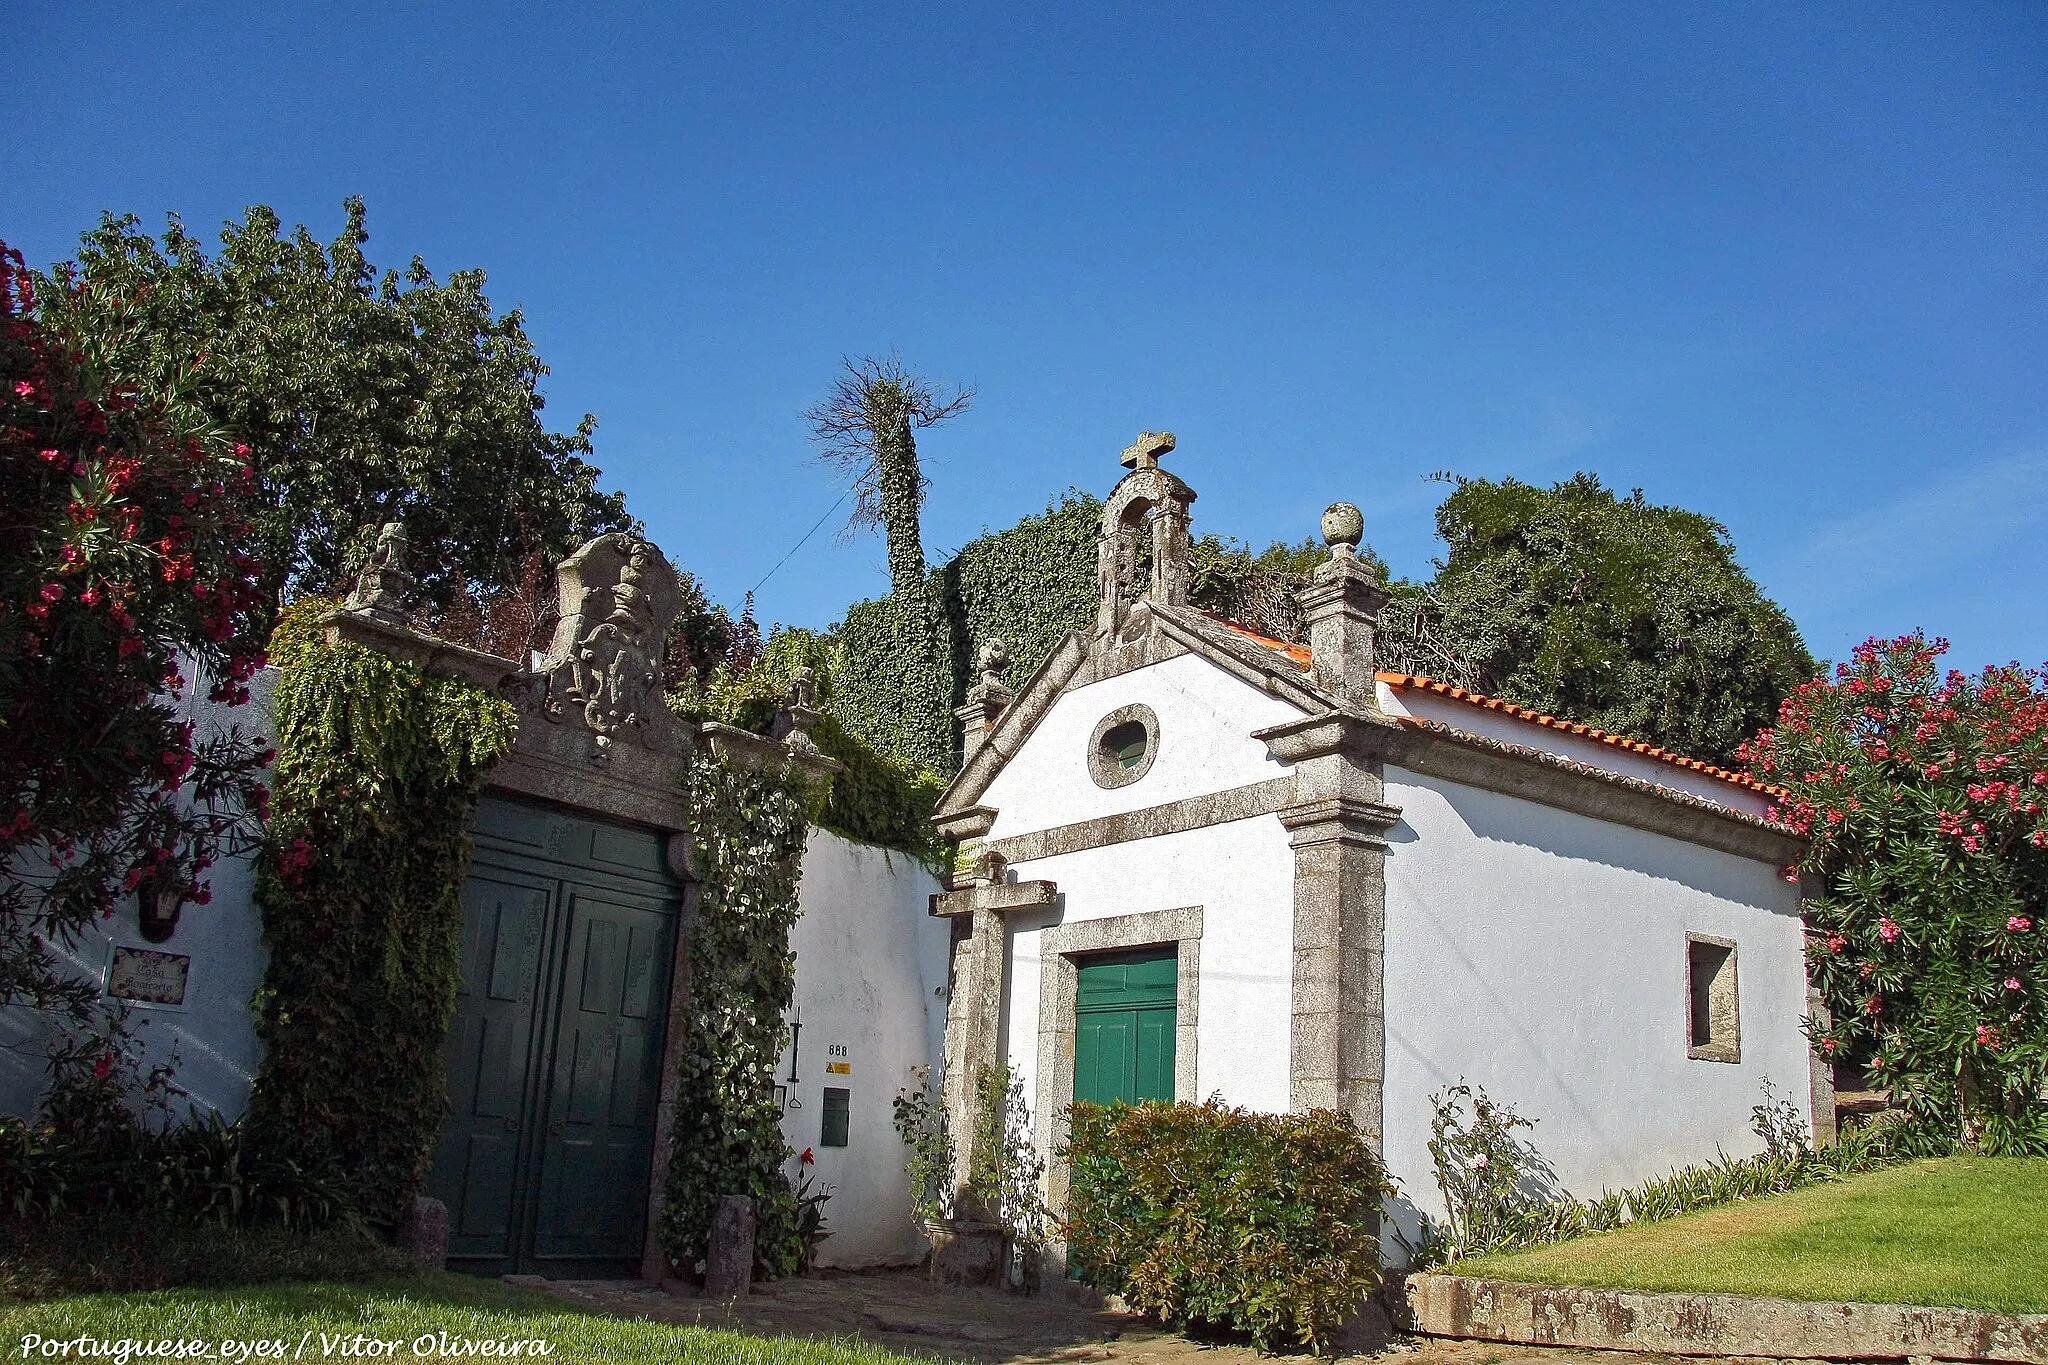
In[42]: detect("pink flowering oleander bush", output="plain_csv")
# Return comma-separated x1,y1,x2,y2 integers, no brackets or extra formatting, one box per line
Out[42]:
0,240,271,1032
1740,632,2048,1151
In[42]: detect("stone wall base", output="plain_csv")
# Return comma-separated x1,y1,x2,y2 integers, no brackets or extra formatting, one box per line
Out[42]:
1406,1273,2048,1363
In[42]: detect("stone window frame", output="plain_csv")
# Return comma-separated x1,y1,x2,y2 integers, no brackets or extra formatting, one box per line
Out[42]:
1034,904,1202,1219
1086,703,1160,790
1685,931,1741,1064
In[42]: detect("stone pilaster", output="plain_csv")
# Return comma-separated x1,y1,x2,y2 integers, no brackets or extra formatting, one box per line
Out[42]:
1150,499,1192,607
1299,504,1387,706
1258,712,1401,1145
956,640,1014,766
929,856,1058,1211
1252,502,1401,1144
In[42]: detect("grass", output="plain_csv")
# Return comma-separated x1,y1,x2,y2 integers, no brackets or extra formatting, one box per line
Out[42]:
0,1273,929,1365
1457,1156,2048,1315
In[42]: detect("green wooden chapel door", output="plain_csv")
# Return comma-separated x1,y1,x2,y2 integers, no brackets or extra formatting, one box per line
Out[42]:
429,796,679,1278
1073,946,1177,1105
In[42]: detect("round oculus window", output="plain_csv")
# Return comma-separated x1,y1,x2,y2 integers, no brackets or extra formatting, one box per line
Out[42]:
1088,704,1159,789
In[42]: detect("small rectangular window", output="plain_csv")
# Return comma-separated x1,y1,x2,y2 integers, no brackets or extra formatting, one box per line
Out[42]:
820,1087,850,1147
1687,935,1740,1063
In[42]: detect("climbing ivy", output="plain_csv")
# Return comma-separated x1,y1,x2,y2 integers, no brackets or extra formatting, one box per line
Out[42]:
659,751,815,1279
245,599,516,1224
674,626,947,869
834,493,1101,775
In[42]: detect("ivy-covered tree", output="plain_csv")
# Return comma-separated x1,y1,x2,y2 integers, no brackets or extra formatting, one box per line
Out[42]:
33,199,634,616
1414,473,1812,765
0,243,271,1026
1741,633,2048,1152
802,354,971,598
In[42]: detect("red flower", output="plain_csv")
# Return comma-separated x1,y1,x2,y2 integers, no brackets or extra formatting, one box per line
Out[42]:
800,1147,816,1165
1878,918,1900,944
92,1054,113,1080
2012,916,2035,933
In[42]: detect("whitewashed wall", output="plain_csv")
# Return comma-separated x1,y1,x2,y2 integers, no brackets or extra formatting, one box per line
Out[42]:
1003,817,1298,1114
984,652,1309,1142
1378,765,1811,1252
777,828,951,1268
0,663,276,1126
980,652,1302,834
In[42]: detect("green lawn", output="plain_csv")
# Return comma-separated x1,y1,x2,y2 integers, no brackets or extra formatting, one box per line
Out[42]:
0,1274,925,1365
1458,1156,2048,1315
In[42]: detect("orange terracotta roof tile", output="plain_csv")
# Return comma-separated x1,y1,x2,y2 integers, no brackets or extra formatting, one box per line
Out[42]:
1213,617,1313,668
1376,672,1788,799
1210,615,1783,799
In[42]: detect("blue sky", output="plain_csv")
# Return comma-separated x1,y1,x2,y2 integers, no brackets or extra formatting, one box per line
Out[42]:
8,3,2045,673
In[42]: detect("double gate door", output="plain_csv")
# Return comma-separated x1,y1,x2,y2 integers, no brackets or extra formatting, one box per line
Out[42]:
428,795,681,1277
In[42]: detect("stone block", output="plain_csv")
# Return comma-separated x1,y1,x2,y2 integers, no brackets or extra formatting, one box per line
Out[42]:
704,1194,756,1298
396,1196,448,1270
924,1217,1009,1287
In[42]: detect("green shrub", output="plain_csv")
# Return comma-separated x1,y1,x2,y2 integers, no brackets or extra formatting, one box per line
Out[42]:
0,1210,407,1301
1062,1100,1391,1354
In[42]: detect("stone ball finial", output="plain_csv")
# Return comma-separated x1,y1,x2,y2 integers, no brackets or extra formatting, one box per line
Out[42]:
976,638,1009,679
1321,503,1364,557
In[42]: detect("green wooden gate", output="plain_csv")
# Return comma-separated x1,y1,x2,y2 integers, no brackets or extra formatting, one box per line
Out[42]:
429,794,680,1277
1073,946,1177,1106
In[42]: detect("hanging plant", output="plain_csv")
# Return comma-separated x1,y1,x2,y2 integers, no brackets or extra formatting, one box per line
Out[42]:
244,599,515,1223
658,750,815,1278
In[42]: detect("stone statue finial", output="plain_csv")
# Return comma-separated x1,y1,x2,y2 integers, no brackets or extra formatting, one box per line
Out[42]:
974,638,1009,691
1119,431,1176,470
1321,502,1364,562
775,665,824,758
969,847,1008,886
346,521,416,624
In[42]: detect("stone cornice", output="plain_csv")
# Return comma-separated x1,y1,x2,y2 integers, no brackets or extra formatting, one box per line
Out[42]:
699,721,841,784
928,878,1060,919
1251,707,1405,764
1276,795,1403,848
322,608,524,691
1389,716,1807,866
987,776,1296,865
933,804,998,842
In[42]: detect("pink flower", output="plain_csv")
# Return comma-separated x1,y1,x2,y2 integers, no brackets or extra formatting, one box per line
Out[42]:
2012,916,2035,933
1878,919,1900,944
38,582,63,603
2006,978,2022,991
14,380,34,398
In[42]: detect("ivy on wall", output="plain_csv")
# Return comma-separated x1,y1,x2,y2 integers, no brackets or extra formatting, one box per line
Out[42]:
673,627,948,869
834,493,1102,776
659,751,814,1278
245,600,516,1225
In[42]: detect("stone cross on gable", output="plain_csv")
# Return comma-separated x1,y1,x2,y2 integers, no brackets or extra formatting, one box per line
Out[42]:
1120,430,1176,470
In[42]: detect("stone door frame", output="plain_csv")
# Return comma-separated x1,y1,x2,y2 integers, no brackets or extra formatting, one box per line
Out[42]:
1033,904,1203,1217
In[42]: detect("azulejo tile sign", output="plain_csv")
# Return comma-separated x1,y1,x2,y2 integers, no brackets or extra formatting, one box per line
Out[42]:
107,945,191,1007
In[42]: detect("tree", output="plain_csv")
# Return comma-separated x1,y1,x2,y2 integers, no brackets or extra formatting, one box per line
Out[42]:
802,354,971,597
1413,473,1813,765
1,243,270,1027
1741,633,2048,1151
33,199,634,616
